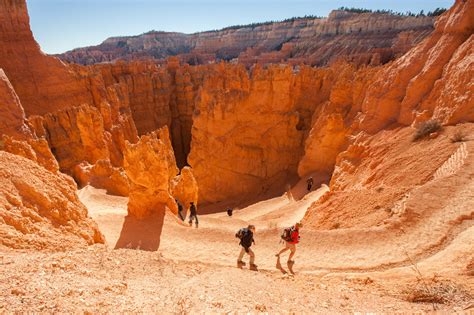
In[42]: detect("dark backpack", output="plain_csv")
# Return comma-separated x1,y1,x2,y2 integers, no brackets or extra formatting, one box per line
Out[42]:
235,228,246,239
281,226,294,242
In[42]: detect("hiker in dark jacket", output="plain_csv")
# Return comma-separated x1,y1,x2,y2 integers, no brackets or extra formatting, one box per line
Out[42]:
307,177,314,191
236,225,257,270
176,199,185,221
188,202,198,228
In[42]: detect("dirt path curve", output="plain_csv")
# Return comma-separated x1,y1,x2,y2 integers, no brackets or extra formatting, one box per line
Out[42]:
79,142,474,277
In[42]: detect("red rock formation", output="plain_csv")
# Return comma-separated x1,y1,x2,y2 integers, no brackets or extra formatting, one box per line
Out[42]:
30,105,111,174
0,0,93,116
170,166,199,211
297,64,379,178
302,0,474,228
0,151,104,249
188,63,337,204
0,69,30,138
0,68,59,173
123,127,179,219
1,136,59,173
303,125,473,229
358,0,474,133
74,160,129,197
59,11,434,67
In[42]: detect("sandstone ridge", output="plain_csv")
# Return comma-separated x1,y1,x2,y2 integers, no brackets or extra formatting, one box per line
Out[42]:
59,10,435,67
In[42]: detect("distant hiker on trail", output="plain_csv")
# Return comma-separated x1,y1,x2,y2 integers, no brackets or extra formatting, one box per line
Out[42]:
306,177,313,191
188,202,198,228
176,199,185,221
235,225,257,270
227,208,233,217
276,222,302,265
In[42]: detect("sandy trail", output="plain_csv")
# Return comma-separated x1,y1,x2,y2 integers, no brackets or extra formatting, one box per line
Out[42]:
2,146,472,313
80,176,329,270
80,140,474,275
69,142,474,313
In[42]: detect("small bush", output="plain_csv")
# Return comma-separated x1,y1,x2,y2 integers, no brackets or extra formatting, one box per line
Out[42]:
404,277,472,305
413,120,442,141
451,130,467,143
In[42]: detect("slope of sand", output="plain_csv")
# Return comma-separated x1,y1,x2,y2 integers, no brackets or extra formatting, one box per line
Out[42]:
1,166,472,312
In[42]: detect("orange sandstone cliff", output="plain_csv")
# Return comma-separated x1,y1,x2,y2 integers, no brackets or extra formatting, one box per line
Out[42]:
302,0,474,228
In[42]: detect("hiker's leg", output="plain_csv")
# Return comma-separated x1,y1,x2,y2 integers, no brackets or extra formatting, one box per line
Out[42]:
288,244,296,261
248,248,255,265
195,215,199,225
238,247,245,262
278,246,289,255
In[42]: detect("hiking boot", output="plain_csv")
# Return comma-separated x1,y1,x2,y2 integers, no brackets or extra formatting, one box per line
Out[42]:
237,260,246,267
249,264,258,271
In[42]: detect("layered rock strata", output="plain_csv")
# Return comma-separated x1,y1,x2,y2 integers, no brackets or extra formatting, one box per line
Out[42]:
59,11,434,67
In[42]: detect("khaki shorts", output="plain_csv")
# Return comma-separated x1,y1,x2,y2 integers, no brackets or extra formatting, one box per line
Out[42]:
286,242,296,251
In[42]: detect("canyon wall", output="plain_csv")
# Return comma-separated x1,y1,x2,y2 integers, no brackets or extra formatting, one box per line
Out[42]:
59,11,434,67
1,0,471,240
188,63,348,204
302,0,474,228
0,0,93,116
0,69,30,138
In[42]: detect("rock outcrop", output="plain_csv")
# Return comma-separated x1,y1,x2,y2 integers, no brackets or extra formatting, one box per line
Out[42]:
123,127,179,219
59,11,434,67
0,0,93,116
0,151,104,249
170,166,199,212
0,68,59,173
297,64,378,178
83,59,205,168
302,0,474,228
358,0,474,133
0,69,30,138
0,0,141,194
74,160,129,197
188,63,338,204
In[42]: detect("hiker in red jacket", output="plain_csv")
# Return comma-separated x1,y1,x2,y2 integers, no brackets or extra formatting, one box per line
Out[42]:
275,222,302,264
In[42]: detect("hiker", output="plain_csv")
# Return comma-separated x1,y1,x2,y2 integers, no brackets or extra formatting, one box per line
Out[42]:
306,177,313,191
176,199,185,221
188,202,198,228
276,222,302,265
227,208,233,217
235,225,257,270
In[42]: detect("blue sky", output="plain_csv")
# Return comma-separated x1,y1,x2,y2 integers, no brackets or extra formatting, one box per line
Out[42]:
27,0,454,54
